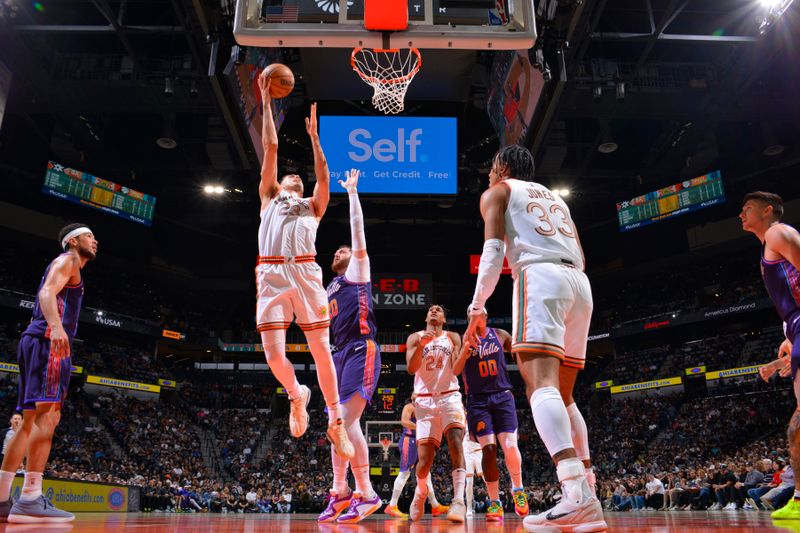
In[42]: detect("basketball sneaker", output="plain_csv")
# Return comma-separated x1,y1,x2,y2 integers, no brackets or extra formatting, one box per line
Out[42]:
338,492,382,523
318,489,353,523
409,490,426,521
0,499,11,523
431,503,450,516
8,496,74,523
289,385,311,438
326,418,355,459
384,504,408,518
523,496,607,533
447,498,466,523
772,499,800,520
514,488,530,516
486,499,504,521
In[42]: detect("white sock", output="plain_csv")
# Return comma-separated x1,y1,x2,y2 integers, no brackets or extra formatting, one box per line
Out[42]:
390,471,411,506
20,471,43,502
530,387,573,457
466,475,474,510
426,476,440,507
556,458,591,505
331,446,350,495
487,480,500,501
0,470,15,502
452,468,466,502
566,402,591,461
353,464,375,499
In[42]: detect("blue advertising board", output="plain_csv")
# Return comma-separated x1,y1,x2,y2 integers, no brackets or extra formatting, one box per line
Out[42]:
320,116,457,195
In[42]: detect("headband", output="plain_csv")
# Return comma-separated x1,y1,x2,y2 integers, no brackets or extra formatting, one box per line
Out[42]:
61,227,93,250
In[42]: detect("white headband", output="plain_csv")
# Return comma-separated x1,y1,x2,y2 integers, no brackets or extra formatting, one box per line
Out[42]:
61,227,93,250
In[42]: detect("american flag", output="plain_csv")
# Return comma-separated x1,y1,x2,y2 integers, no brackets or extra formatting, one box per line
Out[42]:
263,5,299,22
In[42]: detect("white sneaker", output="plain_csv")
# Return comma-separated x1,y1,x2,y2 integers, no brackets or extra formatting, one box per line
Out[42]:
708,503,720,511
289,385,311,438
523,496,607,532
447,499,466,524
409,490,426,522
466,509,474,518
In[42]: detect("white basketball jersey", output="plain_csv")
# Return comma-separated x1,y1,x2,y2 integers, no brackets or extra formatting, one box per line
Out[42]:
413,332,459,395
503,178,584,274
258,190,318,257
463,425,482,454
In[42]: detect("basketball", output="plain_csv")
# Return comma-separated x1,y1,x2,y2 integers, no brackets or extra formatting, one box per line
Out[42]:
262,63,294,99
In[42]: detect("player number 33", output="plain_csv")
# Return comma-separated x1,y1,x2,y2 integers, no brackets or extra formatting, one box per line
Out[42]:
527,202,575,238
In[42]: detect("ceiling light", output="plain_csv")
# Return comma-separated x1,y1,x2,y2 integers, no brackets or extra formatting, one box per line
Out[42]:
213,186,225,194
204,185,215,194
597,142,618,154
557,189,571,197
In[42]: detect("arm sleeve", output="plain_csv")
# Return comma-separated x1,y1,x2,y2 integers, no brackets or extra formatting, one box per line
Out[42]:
469,238,505,312
344,191,371,283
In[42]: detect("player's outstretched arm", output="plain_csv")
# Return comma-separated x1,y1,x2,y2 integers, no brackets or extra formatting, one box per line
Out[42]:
257,73,279,206
452,334,473,376
306,103,330,219
465,185,509,346
39,255,80,359
400,403,417,431
340,168,370,282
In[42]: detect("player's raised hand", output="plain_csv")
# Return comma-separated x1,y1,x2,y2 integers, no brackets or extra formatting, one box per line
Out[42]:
257,71,272,105
305,102,319,140
463,309,486,348
418,330,437,346
779,338,793,359
339,168,360,194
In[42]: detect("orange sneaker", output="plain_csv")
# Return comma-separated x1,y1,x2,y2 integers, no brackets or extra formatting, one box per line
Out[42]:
513,488,530,516
431,504,450,516
486,499,504,521
384,504,408,519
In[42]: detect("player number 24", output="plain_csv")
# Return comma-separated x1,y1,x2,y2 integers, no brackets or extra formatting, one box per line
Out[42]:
479,359,498,378
425,355,445,371
527,202,576,238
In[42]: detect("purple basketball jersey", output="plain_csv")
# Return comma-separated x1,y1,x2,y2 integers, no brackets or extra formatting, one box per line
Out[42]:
24,254,84,341
326,274,377,349
761,234,800,333
461,328,512,395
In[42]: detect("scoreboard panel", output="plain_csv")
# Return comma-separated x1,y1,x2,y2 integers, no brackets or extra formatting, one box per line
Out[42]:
377,388,397,416
616,170,725,232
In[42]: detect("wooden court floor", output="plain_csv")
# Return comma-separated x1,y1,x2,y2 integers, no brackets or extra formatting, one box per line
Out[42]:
5,511,800,532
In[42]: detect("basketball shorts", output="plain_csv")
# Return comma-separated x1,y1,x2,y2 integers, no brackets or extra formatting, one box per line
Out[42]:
399,432,418,472
511,262,593,369
256,262,330,334
465,447,483,476
414,391,466,448
466,390,519,440
333,339,380,404
16,334,72,411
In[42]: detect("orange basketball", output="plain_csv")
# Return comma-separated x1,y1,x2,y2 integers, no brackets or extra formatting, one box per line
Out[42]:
262,63,294,99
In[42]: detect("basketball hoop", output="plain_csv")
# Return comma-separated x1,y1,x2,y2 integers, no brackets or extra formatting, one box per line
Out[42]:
351,47,421,115
379,433,393,461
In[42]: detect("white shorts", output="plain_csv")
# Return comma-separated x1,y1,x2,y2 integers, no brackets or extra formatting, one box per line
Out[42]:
465,449,483,476
414,391,466,448
511,262,593,369
256,262,330,334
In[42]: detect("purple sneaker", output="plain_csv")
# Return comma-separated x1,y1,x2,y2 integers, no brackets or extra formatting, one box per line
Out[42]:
318,489,353,523
338,492,382,523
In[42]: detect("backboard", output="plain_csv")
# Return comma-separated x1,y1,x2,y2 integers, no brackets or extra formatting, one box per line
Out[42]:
234,0,536,50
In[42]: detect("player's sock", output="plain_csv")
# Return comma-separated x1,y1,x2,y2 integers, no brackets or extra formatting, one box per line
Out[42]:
487,480,500,501
566,402,591,462
452,468,466,501
530,387,574,460
465,475,474,511
261,331,300,398
331,446,350,495
499,431,524,488
0,470,15,501
353,464,376,499
305,329,341,424
426,475,440,506
794,489,800,501
390,471,411,506
20,471,43,502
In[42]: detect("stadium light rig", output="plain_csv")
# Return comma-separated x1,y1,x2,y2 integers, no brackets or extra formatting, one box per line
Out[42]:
758,0,795,33
203,185,226,195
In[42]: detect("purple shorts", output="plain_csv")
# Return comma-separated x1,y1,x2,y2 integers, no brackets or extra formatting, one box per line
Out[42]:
399,432,418,472
333,339,380,404
466,390,519,439
16,334,72,411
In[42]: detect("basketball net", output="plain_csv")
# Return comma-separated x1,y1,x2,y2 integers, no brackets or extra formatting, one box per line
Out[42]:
351,47,421,114
380,436,392,461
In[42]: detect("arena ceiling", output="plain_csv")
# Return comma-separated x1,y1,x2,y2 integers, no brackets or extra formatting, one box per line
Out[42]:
0,0,798,257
